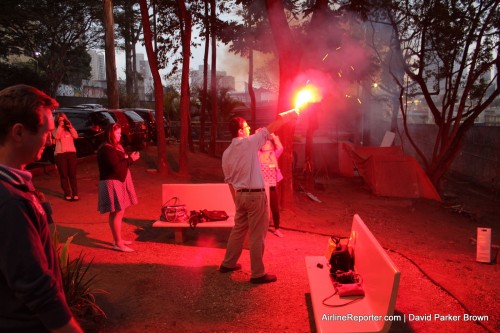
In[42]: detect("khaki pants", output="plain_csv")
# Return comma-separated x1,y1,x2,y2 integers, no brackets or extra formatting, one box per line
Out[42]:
222,191,269,278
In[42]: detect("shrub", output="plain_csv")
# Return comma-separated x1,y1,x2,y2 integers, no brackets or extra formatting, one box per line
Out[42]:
53,229,107,332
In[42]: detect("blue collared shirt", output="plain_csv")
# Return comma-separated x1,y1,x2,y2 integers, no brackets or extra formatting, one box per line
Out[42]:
222,128,270,190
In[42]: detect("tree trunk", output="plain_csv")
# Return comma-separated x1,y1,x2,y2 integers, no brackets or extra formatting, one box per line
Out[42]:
304,107,319,191
304,129,314,191
390,94,399,132
138,0,167,175
132,45,138,106
124,3,133,101
132,6,143,105
302,0,327,188
103,0,119,109
178,0,191,175
428,121,472,189
265,0,302,208
209,0,218,157
248,49,256,129
188,96,195,153
46,53,66,97
199,0,209,153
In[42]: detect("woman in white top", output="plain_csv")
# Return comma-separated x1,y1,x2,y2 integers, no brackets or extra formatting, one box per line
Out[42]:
257,131,284,237
53,112,79,201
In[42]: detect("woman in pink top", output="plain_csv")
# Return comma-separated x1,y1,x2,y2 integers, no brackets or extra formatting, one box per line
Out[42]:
257,131,284,237
53,112,79,201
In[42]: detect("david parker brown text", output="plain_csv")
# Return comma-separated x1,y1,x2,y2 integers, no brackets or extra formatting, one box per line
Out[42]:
322,313,489,323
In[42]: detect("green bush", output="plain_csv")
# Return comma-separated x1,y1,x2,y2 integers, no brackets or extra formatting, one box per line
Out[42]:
52,229,107,332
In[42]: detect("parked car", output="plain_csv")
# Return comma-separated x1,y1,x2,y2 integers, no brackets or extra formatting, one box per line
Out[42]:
72,103,104,109
126,108,169,144
58,108,116,157
123,110,148,146
38,108,116,163
106,109,145,147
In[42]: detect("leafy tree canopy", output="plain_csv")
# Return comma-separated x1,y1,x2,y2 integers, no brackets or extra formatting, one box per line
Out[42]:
369,0,499,185
0,0,104,96
154,0,234,77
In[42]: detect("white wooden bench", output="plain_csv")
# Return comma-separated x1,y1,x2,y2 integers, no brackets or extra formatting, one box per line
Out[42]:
152,183,235,243
305,214,400,333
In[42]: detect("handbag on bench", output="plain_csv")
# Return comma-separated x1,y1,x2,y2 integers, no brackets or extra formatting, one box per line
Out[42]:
189,209,229,229
160,197,189,223
201,209,229,221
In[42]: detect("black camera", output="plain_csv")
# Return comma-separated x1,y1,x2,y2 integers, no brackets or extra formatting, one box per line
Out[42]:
329,238,353,274
188,210,205,230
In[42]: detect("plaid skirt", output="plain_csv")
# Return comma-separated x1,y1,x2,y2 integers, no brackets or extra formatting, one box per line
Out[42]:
98,170,138,214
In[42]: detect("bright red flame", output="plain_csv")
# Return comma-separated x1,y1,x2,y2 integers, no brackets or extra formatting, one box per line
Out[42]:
294,85,321,110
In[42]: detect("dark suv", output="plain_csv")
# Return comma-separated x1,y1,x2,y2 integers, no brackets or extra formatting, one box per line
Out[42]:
126,108,169,144
123,110,148,145
105,109,132,146
39,108,116,162
106,109,146,147
58,108,116,156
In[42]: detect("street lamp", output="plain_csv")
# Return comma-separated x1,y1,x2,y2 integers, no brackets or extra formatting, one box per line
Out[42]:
33,51,41,72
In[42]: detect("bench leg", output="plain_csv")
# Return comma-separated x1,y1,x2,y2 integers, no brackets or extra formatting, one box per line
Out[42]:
174,228,185,244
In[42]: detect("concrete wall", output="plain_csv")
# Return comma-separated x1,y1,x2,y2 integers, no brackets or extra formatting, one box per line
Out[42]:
369,120,500,189
447,126,500,187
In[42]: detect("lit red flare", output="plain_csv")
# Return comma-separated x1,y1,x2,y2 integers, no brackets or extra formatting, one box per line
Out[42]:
293,85,321,111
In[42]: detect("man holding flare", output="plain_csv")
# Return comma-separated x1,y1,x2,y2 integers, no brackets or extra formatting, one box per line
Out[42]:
218,105,302,284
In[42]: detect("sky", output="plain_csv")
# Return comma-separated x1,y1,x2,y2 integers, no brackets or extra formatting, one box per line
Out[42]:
115,43,250,92
113,8,252,92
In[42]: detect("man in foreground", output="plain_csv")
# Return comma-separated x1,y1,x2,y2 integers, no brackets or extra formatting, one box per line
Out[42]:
220,110,298,284
0,85,82,332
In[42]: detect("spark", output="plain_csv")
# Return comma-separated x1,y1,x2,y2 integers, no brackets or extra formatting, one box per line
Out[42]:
336,47,342,50
322,54,329,61
350,66,355,71
338,72,342,78
357,98,362,104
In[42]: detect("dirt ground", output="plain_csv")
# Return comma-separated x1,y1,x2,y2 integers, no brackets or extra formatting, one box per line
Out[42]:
31,144,499,333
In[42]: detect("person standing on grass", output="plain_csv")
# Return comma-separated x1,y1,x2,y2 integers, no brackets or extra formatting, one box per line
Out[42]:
53,112,79,201
0,84,83,332
97,123,140,252
257,131,285,238
219,110,298,284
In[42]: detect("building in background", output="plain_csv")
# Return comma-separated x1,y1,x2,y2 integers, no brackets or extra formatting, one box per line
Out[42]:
190,65,235,91
229,84,276,105
84,50,151,101
72,49,107,98
88,50,106,81
81,79,106,98
136,53,153,101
